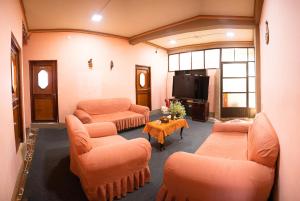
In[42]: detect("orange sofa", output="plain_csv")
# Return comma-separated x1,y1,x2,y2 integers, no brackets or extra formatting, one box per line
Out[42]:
157,113,279,201
74,98,150,131
65,115,151,201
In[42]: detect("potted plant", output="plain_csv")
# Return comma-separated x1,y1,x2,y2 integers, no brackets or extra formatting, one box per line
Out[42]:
168,101,186,120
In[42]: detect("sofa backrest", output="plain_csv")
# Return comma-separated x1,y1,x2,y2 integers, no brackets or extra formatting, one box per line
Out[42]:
65,115,93,155
77,98,132,115
248,113,279,168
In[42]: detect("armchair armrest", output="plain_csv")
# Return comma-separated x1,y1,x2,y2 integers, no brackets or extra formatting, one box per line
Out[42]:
79,138,151,182
159,152,274,201
130,104,150,122
212,122,251,133
84,122,117,138
74,109,92,124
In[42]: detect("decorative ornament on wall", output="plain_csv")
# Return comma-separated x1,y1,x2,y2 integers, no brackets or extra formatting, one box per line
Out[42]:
110,60,114,70
88,59,93,69
265,21,270,45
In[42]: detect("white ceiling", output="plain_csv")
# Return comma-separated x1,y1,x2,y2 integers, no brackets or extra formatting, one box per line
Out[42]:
23,0,255,37
150,29,254,48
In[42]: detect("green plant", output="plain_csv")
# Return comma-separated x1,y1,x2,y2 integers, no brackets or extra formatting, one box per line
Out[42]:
169,101,186,119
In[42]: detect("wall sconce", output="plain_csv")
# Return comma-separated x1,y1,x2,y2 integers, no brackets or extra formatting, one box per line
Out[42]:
110,60,114,70
88,59,93,69
265,21,269,45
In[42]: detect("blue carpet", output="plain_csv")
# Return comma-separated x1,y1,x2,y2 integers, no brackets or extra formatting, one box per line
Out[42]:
23,115,212,201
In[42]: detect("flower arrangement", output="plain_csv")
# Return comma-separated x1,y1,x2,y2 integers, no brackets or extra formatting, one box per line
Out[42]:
168,101,186,119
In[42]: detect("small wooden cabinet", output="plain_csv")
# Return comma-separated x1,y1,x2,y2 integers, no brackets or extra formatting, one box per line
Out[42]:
171,98,209,122
191,102,209,122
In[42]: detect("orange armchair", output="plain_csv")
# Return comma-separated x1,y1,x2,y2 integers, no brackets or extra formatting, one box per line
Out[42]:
65,115,151,201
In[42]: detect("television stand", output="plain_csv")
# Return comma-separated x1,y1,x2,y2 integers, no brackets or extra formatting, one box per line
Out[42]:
170,98,209,122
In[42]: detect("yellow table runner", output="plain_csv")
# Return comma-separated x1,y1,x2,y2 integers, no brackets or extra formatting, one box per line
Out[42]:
143,119,189,144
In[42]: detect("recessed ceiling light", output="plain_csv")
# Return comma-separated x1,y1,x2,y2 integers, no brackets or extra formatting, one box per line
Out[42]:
226,32,235,38
91,14,103,22
169,39,177,45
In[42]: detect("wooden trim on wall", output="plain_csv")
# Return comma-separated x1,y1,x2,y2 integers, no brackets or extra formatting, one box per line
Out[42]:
19,0,29,31
254,25,261,112
254,0,264,24
167,41,254,54
143,42,168,51
29,29,129,40
129,15,255,45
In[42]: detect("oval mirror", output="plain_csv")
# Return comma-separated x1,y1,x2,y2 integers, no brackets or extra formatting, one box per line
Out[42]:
38,69,49,89
139,73,146,88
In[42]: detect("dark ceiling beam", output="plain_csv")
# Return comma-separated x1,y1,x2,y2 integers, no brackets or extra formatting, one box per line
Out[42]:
129,15,255,45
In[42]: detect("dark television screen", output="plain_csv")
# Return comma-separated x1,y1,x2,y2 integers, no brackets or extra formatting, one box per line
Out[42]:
172,75,195,98
195,76,209,100
172,75,209,100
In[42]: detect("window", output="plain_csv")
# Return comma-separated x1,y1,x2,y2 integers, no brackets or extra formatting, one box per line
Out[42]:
234,48,248,61
169,54,179,71
179,52,191,70
192,51,204,69
205,49,220,69
221,48,234,62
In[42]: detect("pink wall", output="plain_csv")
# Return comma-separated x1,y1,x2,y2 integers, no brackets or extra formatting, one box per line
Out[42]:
23,32,168,125
0,0,26,200
260,0,300,200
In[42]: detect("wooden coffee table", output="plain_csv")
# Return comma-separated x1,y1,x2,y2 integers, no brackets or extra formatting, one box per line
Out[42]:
143,118,189,151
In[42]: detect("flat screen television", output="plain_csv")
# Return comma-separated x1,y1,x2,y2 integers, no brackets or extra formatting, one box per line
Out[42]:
172,75,209,100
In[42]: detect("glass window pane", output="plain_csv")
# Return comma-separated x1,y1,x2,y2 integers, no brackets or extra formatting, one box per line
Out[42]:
248,48,255,61
223,78,247,92
248,62,255,76
180,52,191,70
223,93,247,107
222,48,234,62
235,48,248,61
249,93,256,108
169,54,179,71
192,51,204,69
249,77,256,92
38,70,49,89
223,63,247,77
205,49,220,69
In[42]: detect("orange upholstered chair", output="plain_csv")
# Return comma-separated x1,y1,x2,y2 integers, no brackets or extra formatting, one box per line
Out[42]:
157,113,279,201
74,98,150,131
65,115,151,201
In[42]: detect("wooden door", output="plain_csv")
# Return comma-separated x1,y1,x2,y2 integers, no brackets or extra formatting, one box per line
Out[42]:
135,65,151,109
11,35,23,151
30,61,58,122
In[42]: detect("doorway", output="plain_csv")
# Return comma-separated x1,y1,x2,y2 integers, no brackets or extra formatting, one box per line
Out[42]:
11,34,24,151
30,60,58,122
135,65,151,110
221,61,256,118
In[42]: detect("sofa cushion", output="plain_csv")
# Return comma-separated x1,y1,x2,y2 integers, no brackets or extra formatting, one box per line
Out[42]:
77,98,132,115
92,111,144,122
74,109,92,124
196,132,248,160
248,113,279,168
90,135,127,148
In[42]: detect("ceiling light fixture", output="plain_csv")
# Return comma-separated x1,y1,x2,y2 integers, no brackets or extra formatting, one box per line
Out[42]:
226,31,235,38
91,14,103,22
169,39,177,45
